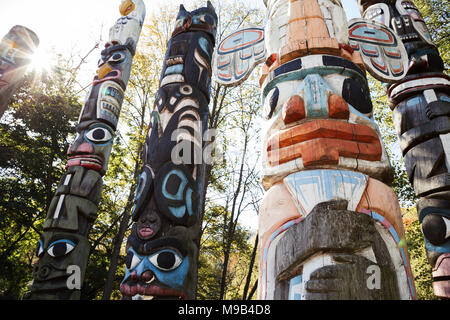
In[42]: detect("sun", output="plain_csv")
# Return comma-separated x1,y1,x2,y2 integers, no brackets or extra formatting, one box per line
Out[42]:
29,46,53,73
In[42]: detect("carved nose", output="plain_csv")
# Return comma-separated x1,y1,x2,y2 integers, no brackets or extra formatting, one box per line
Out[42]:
131,271,139,282
68,142,94,155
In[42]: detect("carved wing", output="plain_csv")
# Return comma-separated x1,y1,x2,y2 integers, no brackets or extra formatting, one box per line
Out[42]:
348,18,409,83
215,27,265,87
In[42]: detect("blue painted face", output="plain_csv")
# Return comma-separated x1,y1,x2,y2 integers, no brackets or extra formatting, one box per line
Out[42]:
123,246,189,290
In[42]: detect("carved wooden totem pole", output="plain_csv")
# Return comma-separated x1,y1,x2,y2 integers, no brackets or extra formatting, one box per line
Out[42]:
0,25,39,118
217,0,416,300
25,0,146,299
119,2,218,300
357,0,450,299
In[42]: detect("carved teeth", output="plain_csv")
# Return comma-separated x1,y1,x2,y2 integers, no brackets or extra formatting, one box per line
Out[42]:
167,57,184,66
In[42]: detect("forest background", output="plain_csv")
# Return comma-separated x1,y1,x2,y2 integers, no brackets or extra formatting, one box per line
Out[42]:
0,0,448,300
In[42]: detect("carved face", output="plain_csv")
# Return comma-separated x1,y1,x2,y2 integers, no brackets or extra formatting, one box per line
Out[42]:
173,2,217,40
94,44,133,88
66,121,114,173
260,54,392,187
160,2,217,97
32,232,89,293
120,226,196,300
160,31,214,98
132,207,161,241
395,0,434,45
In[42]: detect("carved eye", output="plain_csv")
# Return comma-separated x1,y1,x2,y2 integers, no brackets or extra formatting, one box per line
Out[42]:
85,126,114,145
180,85,193,95
109,52,125,64
148,249,182,271
47,239,76,258
125,250,142,270
36,239,44,257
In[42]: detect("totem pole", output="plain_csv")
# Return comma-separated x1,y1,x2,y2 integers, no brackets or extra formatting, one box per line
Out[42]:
0,25,39,118
217,0,416,300
119,2,218,300
357,0,450,299
25,0,146,299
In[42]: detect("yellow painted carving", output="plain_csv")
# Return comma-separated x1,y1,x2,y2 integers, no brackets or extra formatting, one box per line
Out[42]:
120,0,135,16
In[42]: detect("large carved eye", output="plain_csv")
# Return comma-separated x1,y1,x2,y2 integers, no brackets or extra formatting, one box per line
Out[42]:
84,125,114,145
125,250,142,271
148,249,182,271
108,52,125,64
47,239,76,258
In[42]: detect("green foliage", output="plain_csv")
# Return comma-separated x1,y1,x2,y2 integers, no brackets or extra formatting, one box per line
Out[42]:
403,209,436,300
413,0,450,71
0,60,81,299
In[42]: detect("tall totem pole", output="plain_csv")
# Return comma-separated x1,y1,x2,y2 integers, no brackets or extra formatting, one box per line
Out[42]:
119,2,218,300
358,0,450,299
217,0,416,300
26,0,146,299
0,25,39,118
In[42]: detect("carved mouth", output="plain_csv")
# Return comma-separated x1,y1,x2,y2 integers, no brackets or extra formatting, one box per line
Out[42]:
167,57,184,66
66,154,104,171
120,282,187,300
267,119,382,167
138,227,154,238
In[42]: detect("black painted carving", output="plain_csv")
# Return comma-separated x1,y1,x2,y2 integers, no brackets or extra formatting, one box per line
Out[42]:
120,2,217,300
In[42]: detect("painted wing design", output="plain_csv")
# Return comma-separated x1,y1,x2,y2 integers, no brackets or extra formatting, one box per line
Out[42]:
348,19,408,83
215,27,266,86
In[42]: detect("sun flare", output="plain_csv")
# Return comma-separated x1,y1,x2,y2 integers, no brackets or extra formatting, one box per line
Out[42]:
29,46,53,73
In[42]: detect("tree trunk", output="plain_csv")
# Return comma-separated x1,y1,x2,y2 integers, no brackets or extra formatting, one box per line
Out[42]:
242,235,258,300
101,161,140,300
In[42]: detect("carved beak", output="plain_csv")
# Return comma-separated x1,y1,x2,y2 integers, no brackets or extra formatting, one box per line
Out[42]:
96,63,113,80
120,0,135,16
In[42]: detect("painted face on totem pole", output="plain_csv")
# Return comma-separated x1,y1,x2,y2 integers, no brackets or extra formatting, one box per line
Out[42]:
260,54,393,186
66,120,115,174
160,2,217,97
94,43,133,88
120,226,196,300
32,232,89,296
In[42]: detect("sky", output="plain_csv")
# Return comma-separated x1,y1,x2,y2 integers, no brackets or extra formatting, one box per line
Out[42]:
0,0,362,86
0,0,362,231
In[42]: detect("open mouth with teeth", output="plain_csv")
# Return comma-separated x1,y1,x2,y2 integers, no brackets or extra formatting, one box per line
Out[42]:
66,154,104,171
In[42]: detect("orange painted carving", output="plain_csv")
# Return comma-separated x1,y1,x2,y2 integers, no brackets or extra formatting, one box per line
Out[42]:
267,120,382,166
328,94,349,119
282,95,306,124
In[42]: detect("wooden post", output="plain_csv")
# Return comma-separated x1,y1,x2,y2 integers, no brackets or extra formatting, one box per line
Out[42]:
119,1,218,300
359,0,450,299
258,0,415,299
0,25,39,118
24,0,146,300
